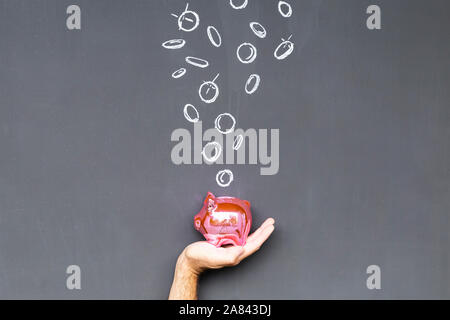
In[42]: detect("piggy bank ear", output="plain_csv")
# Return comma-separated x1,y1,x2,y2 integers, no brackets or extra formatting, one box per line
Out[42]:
243,200,251,207
207,198,216,211
205,192,216,210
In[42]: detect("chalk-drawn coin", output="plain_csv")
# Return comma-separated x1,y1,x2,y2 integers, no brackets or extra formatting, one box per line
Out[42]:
229,0,248,10
236,42,257,64
183,104,199,123
274,35,294,60
172,68,186,79
233,135,243,150
278,1,292,18
215,113,236,135
249,22,267,38
162,39,186,49
207,26,222,47
202,141,222,163
185,56,209,68
199,73,220,104
216,169,234,187
171,3,200,32
245,74,261,94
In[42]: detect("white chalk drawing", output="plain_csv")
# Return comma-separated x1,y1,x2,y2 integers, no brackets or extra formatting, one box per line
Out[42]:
245,74,261,94
278,1,292,18
162,39,186,49
216,169,234,187
171,3,199,32
249,22,267,38
274,35,294,60
199,73,220,104
233,134,244,150
202,141,222,163
207,26,222,47
183,104,199,123
164,3,289,185
229,0,248,10
236,42,257,64
185,56,209,68
215,113,236,134
172,68,186,79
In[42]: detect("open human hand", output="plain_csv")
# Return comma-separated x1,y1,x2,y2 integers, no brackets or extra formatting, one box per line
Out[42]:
180,218,275,275
169,218,275,299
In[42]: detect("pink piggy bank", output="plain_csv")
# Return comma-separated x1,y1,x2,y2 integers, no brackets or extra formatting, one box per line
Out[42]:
194,192,252,247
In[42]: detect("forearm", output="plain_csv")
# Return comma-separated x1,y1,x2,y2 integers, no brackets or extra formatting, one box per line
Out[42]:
168,252,200,300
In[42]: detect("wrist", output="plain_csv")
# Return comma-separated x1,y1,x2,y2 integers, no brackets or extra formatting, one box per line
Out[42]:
177,249,202,277
169,250,200,300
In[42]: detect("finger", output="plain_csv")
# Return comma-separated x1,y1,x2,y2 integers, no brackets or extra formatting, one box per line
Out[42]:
239,224,275,261
247,218,275,242
260,217,275,228
260,217,275,229
246,223,271,243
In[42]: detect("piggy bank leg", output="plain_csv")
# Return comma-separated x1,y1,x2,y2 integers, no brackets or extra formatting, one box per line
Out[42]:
210,234,243,247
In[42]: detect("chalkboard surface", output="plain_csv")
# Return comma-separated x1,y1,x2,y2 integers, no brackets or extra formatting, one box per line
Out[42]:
0,0,449,299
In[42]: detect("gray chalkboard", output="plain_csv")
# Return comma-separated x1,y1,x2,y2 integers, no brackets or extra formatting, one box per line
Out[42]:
0,0,449,299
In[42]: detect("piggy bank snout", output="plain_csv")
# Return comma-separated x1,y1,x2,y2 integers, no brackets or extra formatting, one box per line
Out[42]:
194,216,202,230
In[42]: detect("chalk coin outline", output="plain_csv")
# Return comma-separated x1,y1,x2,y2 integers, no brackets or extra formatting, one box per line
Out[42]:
202,141,222,163
207,26,222,47
183,104,199,123
185,56,209,68
199,73,220,104
229,0,248,10
216,169,234,187
233,135,243,150
278,1,292,18
249,22,267,38
162,39,186,50
236,42,257,64
171,3,200,32
274,35,294,60
172,68,186,79
215,113,236,135
245,74,261,94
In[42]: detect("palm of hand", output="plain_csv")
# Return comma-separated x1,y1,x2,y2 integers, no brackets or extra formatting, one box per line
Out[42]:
183,218,275,273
